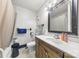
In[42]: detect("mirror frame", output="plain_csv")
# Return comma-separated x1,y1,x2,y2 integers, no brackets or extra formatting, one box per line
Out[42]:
48,0,78,35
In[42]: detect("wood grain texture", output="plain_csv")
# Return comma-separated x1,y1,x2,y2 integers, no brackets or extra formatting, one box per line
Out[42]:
35,37,75,58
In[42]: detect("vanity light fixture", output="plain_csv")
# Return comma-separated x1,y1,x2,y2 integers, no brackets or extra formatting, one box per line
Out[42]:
48,3,52,8
44,0,57,13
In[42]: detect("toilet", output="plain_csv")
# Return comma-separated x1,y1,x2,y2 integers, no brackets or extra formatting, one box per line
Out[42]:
15,38,35,53
27,41,35,53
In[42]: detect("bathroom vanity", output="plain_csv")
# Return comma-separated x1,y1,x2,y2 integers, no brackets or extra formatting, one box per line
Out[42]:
35,35,79,58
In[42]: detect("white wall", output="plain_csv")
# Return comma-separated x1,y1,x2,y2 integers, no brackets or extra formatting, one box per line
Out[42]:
13,6,36,45
37,8,48,34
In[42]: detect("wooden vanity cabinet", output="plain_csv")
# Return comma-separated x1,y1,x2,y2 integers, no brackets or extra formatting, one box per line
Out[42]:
35,37,64,58
35,37,75,58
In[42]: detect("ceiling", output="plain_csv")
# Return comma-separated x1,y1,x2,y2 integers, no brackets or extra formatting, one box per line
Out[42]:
12,0,48,12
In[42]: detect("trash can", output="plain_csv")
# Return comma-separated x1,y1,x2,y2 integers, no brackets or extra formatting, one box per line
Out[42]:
11,43,20,58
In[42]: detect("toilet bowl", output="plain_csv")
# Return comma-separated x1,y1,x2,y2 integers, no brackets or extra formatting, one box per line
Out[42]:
27,41,35,52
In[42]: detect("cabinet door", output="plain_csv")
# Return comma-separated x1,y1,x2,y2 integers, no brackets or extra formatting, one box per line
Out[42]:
64,53,75,58
35,38,48,58
35,38,41,58
35,39,39,57
39,45,48,58
40,39,63,58
42,44,63,58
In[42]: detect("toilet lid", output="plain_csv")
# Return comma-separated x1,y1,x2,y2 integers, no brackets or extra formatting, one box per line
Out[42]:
27,41,35,47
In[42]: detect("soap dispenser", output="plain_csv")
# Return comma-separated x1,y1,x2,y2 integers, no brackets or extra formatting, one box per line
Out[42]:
59,33,68,42
59,33,65,41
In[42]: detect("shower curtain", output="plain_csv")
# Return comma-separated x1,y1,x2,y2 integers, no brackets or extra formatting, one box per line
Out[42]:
0,0,15,48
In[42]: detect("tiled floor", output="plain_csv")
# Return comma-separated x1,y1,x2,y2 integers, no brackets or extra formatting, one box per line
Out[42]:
16,48,35,58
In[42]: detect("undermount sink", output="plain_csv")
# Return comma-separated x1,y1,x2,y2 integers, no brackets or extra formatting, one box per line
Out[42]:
46,37,68,45
42,35,79,48
46,37,79,48
46,37,53,40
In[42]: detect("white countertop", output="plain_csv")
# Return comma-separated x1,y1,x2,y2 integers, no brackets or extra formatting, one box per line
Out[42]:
36,35,79,58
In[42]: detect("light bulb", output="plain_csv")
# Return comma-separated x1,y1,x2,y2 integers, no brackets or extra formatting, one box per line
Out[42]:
48,3,52,8
53,0,57,4
44,7,48,10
